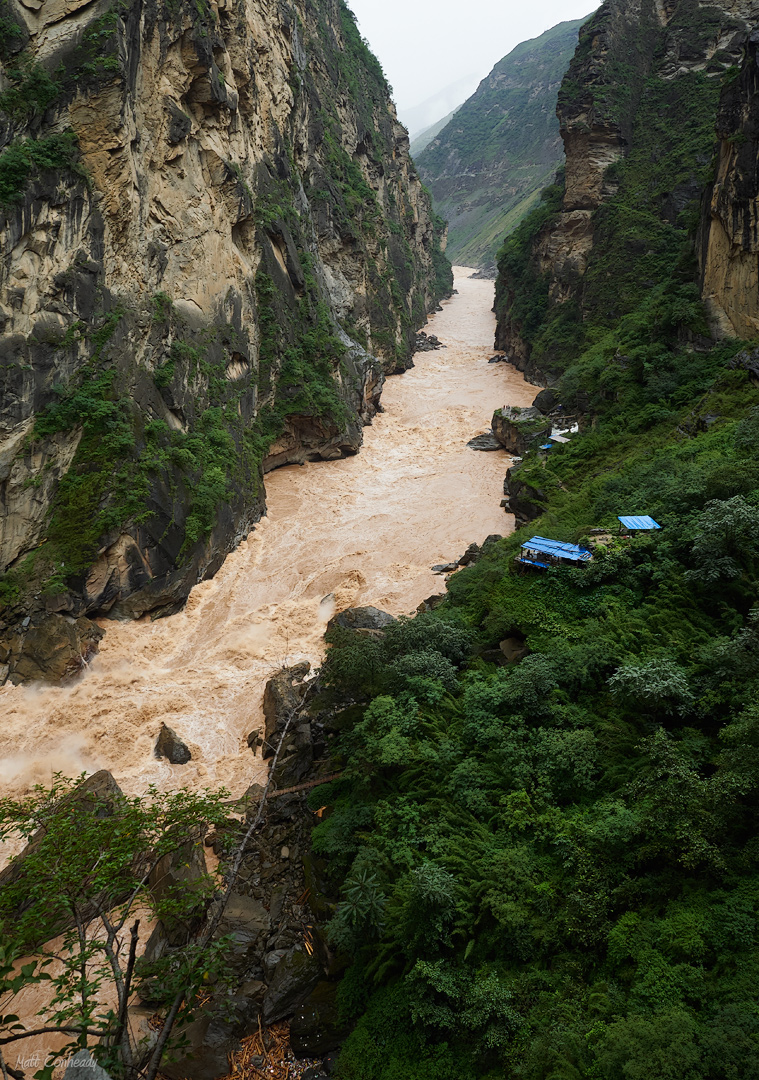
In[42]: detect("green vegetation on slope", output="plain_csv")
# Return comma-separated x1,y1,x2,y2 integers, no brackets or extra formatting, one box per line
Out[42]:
0,132,82,206
307,23,759,1080
416,18,587,268
409,106,462,159
495,64,722,389
316,375,759,1078
2,307,261,600
0,777,231,1080
0,263,351,607
0,0,126,207
311,299,759,1080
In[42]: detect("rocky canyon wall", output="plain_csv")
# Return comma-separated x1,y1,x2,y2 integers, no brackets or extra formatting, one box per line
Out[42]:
495,0,757,382
700,28,759,338
0,0,451,683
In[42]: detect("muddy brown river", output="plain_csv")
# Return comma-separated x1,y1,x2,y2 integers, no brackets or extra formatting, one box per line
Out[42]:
0,268,536,804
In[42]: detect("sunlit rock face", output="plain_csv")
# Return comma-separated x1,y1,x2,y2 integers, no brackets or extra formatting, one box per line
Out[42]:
0,0,451,681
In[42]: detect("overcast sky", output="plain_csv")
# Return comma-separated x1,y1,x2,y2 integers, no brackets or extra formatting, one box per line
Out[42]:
346,0,598,114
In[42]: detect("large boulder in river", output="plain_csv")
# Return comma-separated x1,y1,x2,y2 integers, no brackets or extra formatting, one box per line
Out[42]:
468,432,502,451
1,613,104,686
414,331,445,352
263,662,311,759
327,606,397,637
154,723,192,764
492,406,551,455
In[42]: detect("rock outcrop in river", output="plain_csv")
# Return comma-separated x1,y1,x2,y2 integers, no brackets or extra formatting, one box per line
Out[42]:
494,0,758,385
0,0,452,683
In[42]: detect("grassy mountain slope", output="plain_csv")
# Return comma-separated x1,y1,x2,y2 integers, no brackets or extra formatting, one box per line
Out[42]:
410,106,461,159
416,18,587,268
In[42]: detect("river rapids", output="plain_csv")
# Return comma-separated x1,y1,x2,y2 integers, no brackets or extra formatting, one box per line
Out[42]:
0,268,536,804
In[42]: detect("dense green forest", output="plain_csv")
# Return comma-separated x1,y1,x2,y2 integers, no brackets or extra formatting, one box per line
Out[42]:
312,26,759,1080
317,379,759,1079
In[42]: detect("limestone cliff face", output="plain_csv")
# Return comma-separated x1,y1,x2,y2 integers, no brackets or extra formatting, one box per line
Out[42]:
495,0,755,378
0,0,451,683
700,31,759,338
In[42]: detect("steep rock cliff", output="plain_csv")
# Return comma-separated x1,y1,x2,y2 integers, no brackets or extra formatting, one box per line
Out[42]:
416,18,586,269
700,30,759,337
0,0,451,683
495,0,755,382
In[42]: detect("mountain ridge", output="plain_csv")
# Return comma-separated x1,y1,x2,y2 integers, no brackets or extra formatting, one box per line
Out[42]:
416,17,589,268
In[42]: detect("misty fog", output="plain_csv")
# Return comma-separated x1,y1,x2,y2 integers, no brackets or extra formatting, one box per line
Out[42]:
347,0,598,121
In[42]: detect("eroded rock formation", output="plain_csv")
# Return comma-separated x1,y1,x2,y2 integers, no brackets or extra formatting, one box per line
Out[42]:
491,405,551,455
700,31,759,338
0,0,451,682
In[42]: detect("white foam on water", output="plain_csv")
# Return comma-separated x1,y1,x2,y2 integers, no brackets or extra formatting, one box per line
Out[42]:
0,268,537,807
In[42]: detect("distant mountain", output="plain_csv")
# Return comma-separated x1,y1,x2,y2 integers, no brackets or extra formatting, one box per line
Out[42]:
398,74,481,141
410,107,462,158
416,17,589,269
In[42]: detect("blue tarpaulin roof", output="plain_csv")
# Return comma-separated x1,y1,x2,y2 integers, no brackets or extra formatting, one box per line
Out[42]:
539,444,554,450
618,516,661,531
522,537,593,562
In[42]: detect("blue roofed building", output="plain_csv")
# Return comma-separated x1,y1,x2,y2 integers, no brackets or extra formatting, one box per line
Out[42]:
618,516,661,531
517,536,593,570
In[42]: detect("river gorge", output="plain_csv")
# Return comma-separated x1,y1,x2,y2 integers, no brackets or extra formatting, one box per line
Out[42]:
0,269,536,805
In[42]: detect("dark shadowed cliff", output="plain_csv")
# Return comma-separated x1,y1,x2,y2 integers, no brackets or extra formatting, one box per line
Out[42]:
495,0,757,382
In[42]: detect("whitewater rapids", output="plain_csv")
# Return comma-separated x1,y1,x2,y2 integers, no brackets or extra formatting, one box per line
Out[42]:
0,268,536,803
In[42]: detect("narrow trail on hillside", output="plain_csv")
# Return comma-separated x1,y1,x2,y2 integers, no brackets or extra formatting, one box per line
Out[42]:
0,268,536,805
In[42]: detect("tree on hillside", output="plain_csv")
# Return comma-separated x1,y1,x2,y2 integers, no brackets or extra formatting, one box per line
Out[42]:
0,676,315,1080
0,774,232,1080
